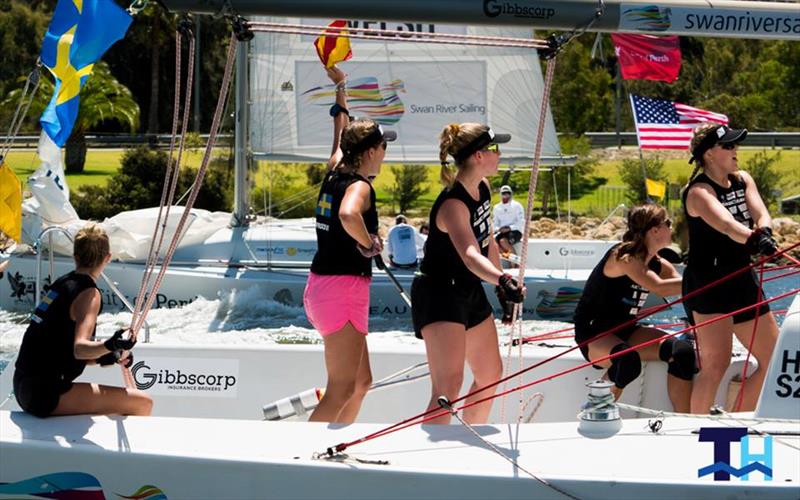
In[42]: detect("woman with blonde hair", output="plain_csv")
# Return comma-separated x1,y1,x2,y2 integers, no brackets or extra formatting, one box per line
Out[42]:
573,205,693,409
303,65,396,423
682,123,778,413
411,123,522,424
13,223,152,417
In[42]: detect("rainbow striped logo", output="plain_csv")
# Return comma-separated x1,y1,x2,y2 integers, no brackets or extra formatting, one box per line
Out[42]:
303,76,406,126
622,5,672,32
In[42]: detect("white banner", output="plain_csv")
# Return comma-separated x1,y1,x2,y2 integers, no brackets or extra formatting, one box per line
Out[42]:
619,3,800,40
250,17,562,163
130,357,239,398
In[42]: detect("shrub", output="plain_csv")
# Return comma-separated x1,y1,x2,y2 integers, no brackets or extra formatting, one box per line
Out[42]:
387,164,428,214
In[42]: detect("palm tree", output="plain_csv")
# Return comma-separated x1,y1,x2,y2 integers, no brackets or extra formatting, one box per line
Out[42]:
2,61,139,173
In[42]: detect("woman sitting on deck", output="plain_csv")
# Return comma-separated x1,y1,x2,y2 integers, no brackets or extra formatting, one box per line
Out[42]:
13,224,152,417
573,204,695,411
303,65,397,423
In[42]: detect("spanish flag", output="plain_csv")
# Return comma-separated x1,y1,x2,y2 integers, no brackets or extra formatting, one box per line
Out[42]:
315,20,352,68
0,161,22,243
645,178,667,199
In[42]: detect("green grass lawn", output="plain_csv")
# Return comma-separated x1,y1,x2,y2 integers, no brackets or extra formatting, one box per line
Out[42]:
6,146,799,219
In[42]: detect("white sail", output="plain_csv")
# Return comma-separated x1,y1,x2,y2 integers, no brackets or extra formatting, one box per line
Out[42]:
249,18,564,164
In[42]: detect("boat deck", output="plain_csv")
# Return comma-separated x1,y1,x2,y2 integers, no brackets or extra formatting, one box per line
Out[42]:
2,411,798,499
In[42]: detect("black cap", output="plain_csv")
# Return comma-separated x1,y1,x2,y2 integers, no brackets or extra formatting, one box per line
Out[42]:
347,124,397,156
452,128,512,163
689,125,747,164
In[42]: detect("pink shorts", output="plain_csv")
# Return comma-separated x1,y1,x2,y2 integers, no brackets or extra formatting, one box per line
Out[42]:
303,272,371,336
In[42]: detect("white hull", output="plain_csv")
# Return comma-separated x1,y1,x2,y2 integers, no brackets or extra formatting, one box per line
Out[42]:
0,243,653,323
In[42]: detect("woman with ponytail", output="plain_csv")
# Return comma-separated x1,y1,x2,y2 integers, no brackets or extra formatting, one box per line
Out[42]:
573,204,693,409
411,123,522,424
303,65,397,423
683,123,779,413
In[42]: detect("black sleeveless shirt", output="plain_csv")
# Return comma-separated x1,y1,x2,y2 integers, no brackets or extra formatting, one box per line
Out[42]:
15,272,100,382
573,245,661,331
310,170,379,277
420,180,492,284
682,172,753,273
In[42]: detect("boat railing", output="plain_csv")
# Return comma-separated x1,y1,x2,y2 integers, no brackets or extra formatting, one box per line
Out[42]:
34,227,151,343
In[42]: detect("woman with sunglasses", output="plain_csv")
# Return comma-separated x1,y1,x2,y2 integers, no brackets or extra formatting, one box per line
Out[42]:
682,123,779,414
574,204,693,409
411,123,524,424
303,65,396,423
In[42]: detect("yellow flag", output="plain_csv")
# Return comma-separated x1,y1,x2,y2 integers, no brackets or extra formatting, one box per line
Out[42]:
645,178,666,199
0,161,22,243
314,20,353,68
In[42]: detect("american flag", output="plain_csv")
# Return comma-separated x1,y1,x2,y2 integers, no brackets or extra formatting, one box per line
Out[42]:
630,94,728,149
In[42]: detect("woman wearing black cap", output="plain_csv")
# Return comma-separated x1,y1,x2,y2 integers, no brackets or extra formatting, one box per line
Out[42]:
303,65,397,423
411,123,524,424
683,123,779,413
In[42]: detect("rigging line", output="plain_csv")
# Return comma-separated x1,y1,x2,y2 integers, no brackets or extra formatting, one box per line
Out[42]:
133,25,195,328
249,26,547,50
353,285,800,450
1,63,41,160
131,33,239,335
326,246,799,454
763,267,800,284
438,397,581,500
249,21,548,46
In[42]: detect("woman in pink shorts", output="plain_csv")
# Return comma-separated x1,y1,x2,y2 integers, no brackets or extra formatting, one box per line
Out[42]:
303,64,397,423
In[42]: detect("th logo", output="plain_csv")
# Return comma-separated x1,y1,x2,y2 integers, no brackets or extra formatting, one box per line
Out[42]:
698,427,773,481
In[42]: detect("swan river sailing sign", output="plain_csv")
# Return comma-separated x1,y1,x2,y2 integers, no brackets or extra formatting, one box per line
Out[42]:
249,17,562,163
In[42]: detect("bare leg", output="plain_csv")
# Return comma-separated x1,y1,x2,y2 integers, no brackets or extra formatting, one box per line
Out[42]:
336,340,372,423
53,383,152,416
690,313,734,414
628,327,692,413
732,312,779,411
422,321,466,425
463,315,503,424
309,322,370,423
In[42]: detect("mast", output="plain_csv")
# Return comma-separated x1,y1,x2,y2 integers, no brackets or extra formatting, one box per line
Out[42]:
161,0,800,41
232,38,250,227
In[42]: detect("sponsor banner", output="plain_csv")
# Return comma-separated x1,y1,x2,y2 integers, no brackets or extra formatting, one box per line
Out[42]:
299,19,467,43
296,60,487,147
619,4,800,39
131,357,239,398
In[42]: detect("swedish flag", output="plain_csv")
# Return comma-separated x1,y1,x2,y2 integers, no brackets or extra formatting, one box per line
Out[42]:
316,193,333,218
39,0,132,146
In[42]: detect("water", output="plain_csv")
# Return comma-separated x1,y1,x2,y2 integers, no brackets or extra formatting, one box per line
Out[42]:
0,274,796,376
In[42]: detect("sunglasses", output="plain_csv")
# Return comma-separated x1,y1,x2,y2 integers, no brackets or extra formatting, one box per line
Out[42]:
380,141,387,150
718,143,737,150
483,143,500,153
662,218,673,228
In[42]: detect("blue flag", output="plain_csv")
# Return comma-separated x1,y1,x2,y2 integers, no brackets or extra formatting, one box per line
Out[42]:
39,0,132,146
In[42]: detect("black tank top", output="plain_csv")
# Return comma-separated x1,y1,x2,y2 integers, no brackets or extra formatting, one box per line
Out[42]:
683,172,752,273
573,245,662,329
15,271,100,381
420,180,492,284
310,170,378,277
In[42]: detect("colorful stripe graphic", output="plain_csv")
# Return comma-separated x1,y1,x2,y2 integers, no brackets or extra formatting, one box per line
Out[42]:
303,76,405,126
534,287,582,320
117,484,169,500
0,472,105,499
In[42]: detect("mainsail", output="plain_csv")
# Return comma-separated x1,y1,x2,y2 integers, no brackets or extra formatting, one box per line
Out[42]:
249,18,564,164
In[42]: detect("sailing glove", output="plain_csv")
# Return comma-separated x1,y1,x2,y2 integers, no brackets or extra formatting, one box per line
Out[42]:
498,274,524,304
494,286,516,325
746,227,777,256
104,328,136,352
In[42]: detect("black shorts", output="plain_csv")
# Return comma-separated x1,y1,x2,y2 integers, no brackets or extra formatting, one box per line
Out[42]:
411,275,493,339
683,265,771,324
13,370,71,418
575,320,639,367
495,230,522,246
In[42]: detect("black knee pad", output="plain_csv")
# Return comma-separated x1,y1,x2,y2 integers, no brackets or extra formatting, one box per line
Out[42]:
608,343,641,389
660,338,698,381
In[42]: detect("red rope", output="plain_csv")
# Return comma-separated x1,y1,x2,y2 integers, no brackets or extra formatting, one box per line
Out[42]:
329,243,800,453
329,286,799,453
763,267,800,284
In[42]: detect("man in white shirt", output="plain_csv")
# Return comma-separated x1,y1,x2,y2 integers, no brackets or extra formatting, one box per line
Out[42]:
387,215,424,268
493,185,525,260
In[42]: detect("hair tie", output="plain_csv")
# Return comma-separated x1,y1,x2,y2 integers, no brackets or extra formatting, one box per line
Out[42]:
440,161,450,167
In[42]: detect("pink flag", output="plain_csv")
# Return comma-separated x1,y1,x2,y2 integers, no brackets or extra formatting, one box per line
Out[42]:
612,34,681,83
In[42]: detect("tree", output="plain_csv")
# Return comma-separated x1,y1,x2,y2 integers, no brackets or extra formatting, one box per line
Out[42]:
618,156,668,206
388,164,428,214
744,151,781,211
1,61,139,173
